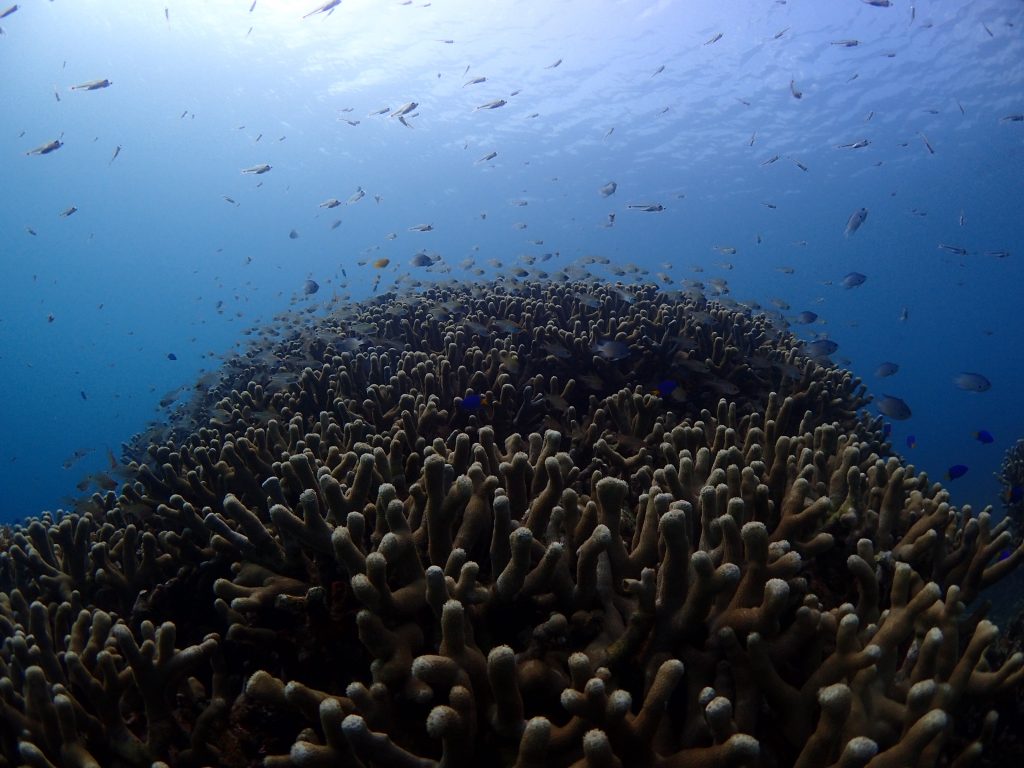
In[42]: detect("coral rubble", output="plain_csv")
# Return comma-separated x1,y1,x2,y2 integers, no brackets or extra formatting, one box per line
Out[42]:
2,279,1023,767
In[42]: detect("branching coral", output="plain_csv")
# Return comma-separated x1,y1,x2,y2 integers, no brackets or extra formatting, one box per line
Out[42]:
2,280,1022,767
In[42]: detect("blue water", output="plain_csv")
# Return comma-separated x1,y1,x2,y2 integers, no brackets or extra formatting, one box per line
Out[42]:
1,0,1022,523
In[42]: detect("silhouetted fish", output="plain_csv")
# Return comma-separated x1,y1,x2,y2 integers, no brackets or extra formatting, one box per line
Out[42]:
953,372,990,391
876,394,911,420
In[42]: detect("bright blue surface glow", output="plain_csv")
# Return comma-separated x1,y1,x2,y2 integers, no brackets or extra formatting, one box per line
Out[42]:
1,0,1022,521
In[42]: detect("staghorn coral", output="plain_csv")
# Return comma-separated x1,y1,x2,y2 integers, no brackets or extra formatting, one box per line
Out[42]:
2,279,1023,767
997,439,1024,529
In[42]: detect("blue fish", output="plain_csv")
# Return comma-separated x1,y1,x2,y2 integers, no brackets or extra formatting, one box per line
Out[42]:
460,393,488,410
906,435,916,449
654,379,678,398
945,464,969,481
973,429,994,444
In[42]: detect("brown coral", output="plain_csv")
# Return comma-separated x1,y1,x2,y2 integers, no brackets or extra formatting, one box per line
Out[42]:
1,279,1022,767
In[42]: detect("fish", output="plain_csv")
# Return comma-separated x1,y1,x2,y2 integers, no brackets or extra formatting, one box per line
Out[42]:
626,204,664,212
841,272,867,288
804,339,838,357
58,205,78,218
223,195,239,205
984,250,1010,258
410,252,435,267
832,39,860,47
372,258,390,268
704,33,723,45
793,311,818,324
460,393,489,410
289,229,300,239
166,353,177,361
1000,114,1024,122
876,394,912,420
109,145,121,165
368,107,391,116
774,27,790,39
25,227,37,236
952,372,991,392
919,132,935,154
0,5,17,19
26,139,63,156
651,65,665,77
250,0,257,10
862,0,891,5
320,198,342,208
974,429,994,444
347,187,365,204
906,435,916,449
475,99,507,110
70,79,112,91
899,307,909,322
392,101,418,117
464,77,486,87
241,164,271,174
945,465,969,481
958,210,966,227
791,158,809,171
409,224,433,232
303,279,319,295
303,0,340,19
789,79,802,99
599,181,618,197
982,22,993,37
761,202,777,209
80,391,87,401
835,139,870,149
545,59,562,68
748,131,756,146
844,207,868,236
591,339,631,360
761,155,780,166
476,151,498,163
938,243,968,256
875,362,899,377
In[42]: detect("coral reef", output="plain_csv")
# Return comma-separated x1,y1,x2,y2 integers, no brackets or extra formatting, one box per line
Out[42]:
997,439,1024,528
2,279,1024,767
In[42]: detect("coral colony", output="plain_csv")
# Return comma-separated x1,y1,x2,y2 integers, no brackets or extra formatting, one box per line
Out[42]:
2,280,1023,766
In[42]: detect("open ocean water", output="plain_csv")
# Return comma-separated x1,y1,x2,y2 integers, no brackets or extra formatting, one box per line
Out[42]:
0,0,1022,526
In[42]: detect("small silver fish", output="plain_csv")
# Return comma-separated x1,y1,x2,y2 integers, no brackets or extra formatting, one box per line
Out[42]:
704,32,723,45
938,243,968,256
832,39,860,47
409,224,433,232
464,77,486,86
303,0,340,19
835,139,870,149
626,203,664,212
392,101,418,117
241,164,271,174
70,78,112,91
599,181,617,197
26,139,63,155
58,205,78,218
844,207,868,236
475,99,507,111
320,198,342,208
789,79,802,99
476,151,497,163
347,187,365,204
